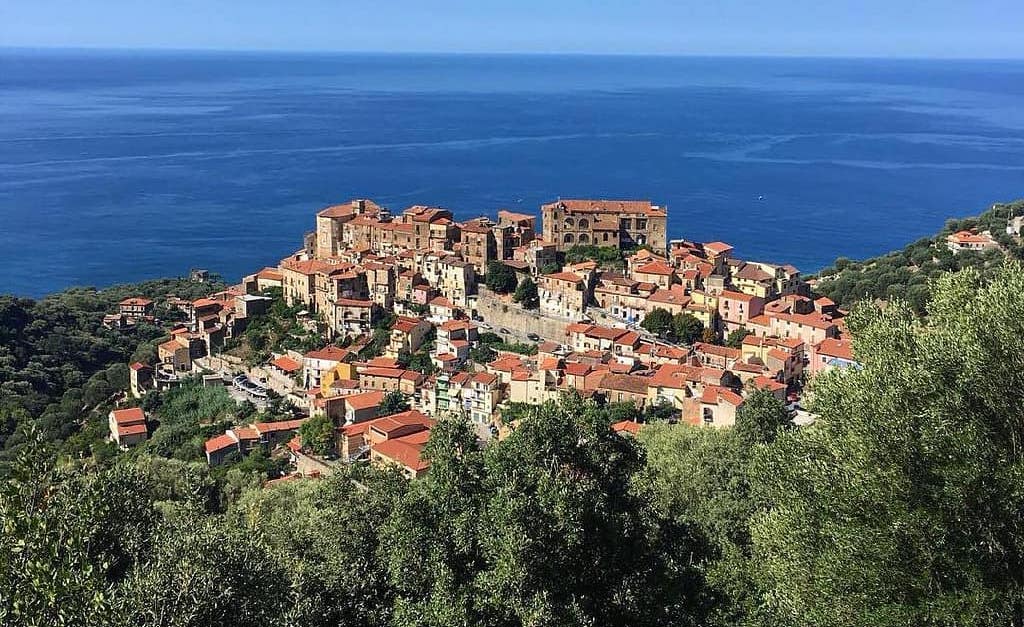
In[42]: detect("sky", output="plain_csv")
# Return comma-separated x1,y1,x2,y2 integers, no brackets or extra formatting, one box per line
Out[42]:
2,0,1022,58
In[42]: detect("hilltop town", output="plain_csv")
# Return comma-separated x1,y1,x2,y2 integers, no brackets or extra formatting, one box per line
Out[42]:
101,196,883,479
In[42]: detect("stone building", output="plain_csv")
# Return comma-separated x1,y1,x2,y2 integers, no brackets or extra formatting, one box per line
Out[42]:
541,199,667,253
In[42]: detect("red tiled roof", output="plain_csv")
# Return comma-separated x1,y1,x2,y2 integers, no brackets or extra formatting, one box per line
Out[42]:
694,342,742,360
564,362,591,376
345,390,385,410
472,372,499,386
272,356,301,372
815,338,855,361
392,316,425,333
611,420,642,435
119,297,153,307
253,419,306,434
550,199,663,216
703,241,734,255
753,376,786,392
544,271,584,283
117,423,148,437
372,430,432,472
205,433,238,454
720,290,758,303
111,407,145,425
598,373,648,395
362,367,405,378
636,261,676,276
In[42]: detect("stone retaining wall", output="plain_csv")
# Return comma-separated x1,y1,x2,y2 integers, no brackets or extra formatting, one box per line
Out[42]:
474,288,573,343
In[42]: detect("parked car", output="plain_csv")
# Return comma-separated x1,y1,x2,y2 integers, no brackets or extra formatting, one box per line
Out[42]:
527,333,541,342
499,327,511,335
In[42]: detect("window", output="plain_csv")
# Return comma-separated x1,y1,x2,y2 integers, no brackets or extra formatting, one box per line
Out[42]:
578,234,590,244
578,218,589,229
564,233,575,244
703,408,714,423
564,218,575,229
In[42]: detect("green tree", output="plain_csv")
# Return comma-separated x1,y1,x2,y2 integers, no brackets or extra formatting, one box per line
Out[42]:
751,264,1024,626
512,277,539,309
734,388,790,448
640,307,673,337
671,312,704,345
725,327,751,348
298,414,333,456
407,351,436,375
377,390,410,417
484,261,518,294
469,345,497,364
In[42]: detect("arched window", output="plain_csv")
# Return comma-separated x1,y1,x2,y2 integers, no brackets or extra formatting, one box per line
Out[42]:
578,233,590,244
564,218,574,229
563,233,575,244
578,218,589,229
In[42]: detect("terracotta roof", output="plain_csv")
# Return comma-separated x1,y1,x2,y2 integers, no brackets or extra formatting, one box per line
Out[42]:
119,297,153,307
335,298,373,307
735,264,774,282
231,427,259,441
815,338,855,361
345,390,385,410
544,271,584,284
361,367,405,378
111,407,146,425
648,364,694,389
117,423,148,437
564,362,592,376
753,376,787,392
272,356,302,372
205,433,238,454
586,325,628,341
694,342,742,360
703,241,734,255
611,420,642,435
598,373,648,395
256,268,283,281
636,261,676,276
129,362,152,371
317,203,357,218
549,199,663,216
253,419,306,434
158,339,186,353
392,316,425,333
720,290,758,303
372,429,432,472
472,372,499,386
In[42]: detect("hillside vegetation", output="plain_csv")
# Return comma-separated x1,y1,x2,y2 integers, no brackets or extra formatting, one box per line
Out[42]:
814,199,1024,312
0,277,223,469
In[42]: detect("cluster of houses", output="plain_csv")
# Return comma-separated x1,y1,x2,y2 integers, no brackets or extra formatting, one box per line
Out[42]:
108,196,864,479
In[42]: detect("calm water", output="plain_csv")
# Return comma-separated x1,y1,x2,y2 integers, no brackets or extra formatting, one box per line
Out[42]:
2,49,1023,297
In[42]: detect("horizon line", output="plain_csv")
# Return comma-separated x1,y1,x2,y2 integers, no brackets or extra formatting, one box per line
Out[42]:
2,44,1023,63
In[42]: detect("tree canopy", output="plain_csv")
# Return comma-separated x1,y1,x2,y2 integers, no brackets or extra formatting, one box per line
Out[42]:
484,261,518,294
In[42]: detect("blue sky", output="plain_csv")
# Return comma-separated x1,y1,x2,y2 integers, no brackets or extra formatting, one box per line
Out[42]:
2,0,1022,58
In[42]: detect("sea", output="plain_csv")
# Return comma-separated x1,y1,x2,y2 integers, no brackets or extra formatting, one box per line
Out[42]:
2,49,1023,297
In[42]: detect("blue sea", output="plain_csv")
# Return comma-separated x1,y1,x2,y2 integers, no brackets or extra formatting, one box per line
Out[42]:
1,49,1023,297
